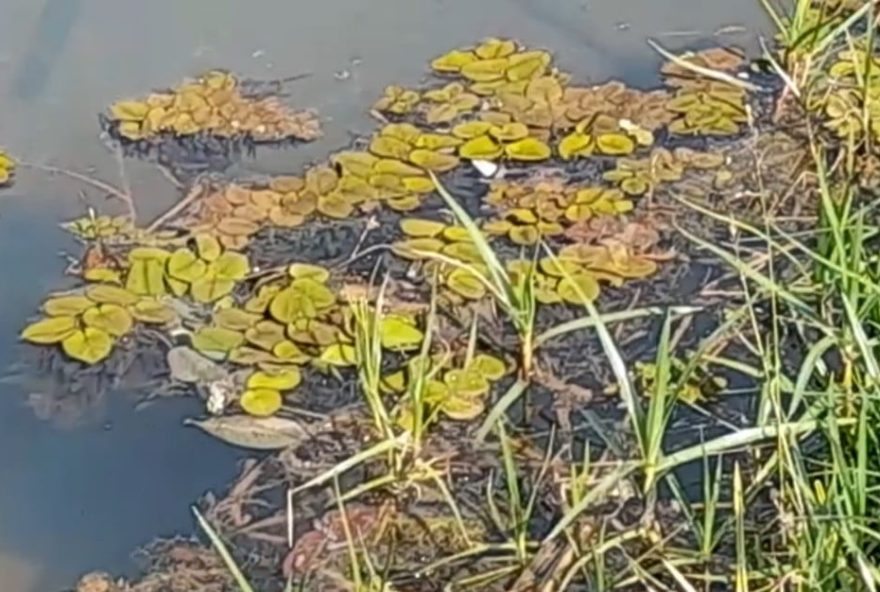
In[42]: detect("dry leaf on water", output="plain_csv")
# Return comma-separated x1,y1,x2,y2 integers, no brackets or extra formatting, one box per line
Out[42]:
183,414,311,450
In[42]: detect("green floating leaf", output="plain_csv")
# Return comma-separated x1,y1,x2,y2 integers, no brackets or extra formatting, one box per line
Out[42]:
82,304,133,337
288,263,330,283
471,354,507,380
21,316,78,344
379,315,424,351
43,295,94,317
245,320,288,351
446,268,486,300
62,328,114,365
209,251,250,281
195,234,222,262
247,368,302,391
272,340,310,363
320,343,357,367
214,308,262,332
131,299,177,324
192,327,245,358
240,388,283,417
85,284,139,306
167,248,208,283
190,274,236,303
126,259,167,296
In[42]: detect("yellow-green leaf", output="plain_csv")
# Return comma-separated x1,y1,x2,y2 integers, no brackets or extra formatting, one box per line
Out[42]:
400,218,445,238
192,327,245,357
452,121,493,139
43,295,93,317
379,315,423,351
446,268,487,300
409,149,459,172
459,135,504,160
247,368,302,391
505,137,551,161
167,248,207,283
195,234,222,262
320,343,358,367
82,304,133,337
246,320,288,351
240,388,283,417
126,259,167,296
391,238,444,260
470,354,507,380
190,274,236,303
461,58,509,82
557,273,600,303
558,132,594,160
209,251,249,281
62,328,114,364
130,299,177,324
272,340,310,363
596,133,636,156
214,308,262,331
86,284,139,306
288,263,330,282
21,316,78,344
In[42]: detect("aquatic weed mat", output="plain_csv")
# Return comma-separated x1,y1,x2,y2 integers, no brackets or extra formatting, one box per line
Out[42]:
31,36,831,592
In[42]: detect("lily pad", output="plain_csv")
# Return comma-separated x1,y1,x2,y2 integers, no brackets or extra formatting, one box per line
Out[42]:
130,299,177,324
558,132,594,160
240,388,283,417
192,327,245,358
400,218,446,238
21,316,78,344
557,273,600,303
596,133,636,156
320,343,358,367
288,263,330,282
505,137,552,161
470,354,507,380
446,268,487,300
43,295,94,317
248,368,302,391
461,58,509,82
214,308,262,331
190,275,237,303
195,234,222,262
459,135,504,160
82,304,133,337
379,315,424,351
452,121,494,139
62,328,114,365
409,149,459,172
392,238,444,260
167,248,208,283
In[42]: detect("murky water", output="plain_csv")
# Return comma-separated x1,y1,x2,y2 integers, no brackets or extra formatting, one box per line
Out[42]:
0,1,770,590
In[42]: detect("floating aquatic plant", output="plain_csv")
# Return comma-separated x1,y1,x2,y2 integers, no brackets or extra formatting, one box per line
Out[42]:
421,82,480,124
454,119,552,162
21,284,177,364
393,217,491,300
373,85,420,115
0,150,16,186
166,234,250,302
106,70,321,143
665,82,749,136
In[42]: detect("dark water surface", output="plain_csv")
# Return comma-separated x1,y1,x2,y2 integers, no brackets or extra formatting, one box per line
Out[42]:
0,1,769,590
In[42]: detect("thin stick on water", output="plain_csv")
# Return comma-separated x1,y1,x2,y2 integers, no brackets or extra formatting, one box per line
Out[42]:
20,161,137,220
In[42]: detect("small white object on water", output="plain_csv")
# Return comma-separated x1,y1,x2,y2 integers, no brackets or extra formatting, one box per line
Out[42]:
472,159,500,178
206,378,235,416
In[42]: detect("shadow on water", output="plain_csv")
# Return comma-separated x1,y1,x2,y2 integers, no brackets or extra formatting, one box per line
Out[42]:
0,0,771,590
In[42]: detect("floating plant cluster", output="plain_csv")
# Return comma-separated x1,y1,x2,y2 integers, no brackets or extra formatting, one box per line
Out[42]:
22,40,759,427
0,149,14,186
105,70,321,144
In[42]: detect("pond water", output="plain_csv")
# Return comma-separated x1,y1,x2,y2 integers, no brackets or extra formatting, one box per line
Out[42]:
0,1,770,590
